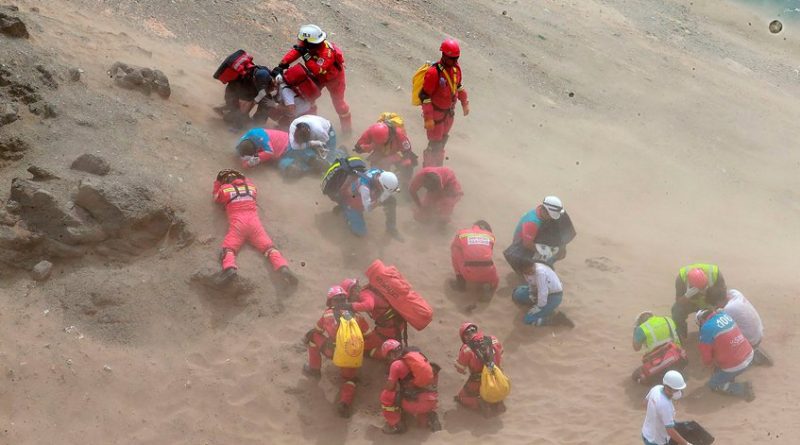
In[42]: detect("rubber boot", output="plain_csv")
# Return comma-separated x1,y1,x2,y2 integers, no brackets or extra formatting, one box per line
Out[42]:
427,412,441,432
450,275,466,291
302,364,321,379
279,266,299,286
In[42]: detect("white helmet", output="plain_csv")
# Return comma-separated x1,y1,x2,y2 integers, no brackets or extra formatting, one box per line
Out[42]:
298,24,326,44
378,171,399,193
542,195,565,220
662,370,687,390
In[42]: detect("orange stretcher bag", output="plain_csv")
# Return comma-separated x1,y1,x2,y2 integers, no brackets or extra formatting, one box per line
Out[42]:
365,259,433,331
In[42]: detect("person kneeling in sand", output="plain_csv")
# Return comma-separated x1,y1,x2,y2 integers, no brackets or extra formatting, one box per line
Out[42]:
512,261,574,328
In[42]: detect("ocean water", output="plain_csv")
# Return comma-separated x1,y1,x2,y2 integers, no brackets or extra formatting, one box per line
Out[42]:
740,0,800,20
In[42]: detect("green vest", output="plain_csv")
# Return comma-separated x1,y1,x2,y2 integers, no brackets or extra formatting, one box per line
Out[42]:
678,263,719,286
638,316,681,353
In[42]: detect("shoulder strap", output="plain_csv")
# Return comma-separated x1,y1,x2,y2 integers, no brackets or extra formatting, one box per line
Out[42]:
664,317,677,342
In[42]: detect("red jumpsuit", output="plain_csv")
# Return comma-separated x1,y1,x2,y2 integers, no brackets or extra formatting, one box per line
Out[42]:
280,41,351,134
409,166,463,224
354,123,414,171
454,334,503,410
240,129,290,169
451,225,499,288
380,358,438,428
306,308,370,407
350,287,406,359
421,61,468,166
213,177,288,272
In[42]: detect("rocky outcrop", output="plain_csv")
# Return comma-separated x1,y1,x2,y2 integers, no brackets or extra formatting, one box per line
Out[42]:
0,176,192,269
0,7,28,38
71,153,110,176
108,62,171,98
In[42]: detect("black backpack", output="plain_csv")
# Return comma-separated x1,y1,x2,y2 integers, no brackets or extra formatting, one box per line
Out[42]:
321,156,368,201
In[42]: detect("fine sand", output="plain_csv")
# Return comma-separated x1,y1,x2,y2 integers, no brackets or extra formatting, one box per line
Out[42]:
1,0,799,444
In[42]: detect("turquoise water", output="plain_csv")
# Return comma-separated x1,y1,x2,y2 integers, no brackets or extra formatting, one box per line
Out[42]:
741,0,800,19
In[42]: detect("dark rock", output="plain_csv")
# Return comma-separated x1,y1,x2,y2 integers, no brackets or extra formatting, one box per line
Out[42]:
28,101,57,118
0,11,28,38
8,82,41,104
68,68,82,81
9,178,85,243
31,260,52,281
70,154,110,176
27,165,59,181
108,61,170,99
0,134,29,160
35,65,58,89
1,102,18,126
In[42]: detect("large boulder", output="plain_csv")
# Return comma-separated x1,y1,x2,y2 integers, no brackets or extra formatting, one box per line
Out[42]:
108,62,171,98
73,178,190,249
70,153,110,176
0,10,28,38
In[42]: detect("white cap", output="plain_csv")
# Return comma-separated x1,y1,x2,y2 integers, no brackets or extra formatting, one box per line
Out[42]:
662,370,687,390
298,24,326,44
542,195,565,220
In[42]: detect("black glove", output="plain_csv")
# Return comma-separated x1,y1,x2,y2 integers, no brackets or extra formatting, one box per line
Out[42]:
271,63,289,78
353,144,364,154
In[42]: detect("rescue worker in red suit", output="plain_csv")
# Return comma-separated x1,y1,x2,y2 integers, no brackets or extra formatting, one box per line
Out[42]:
379,340,442,434
408,166,463,225
274,24,352,135
302,285,369,418
454,322,506,416
336,278,407,359
354,118,417,184
420,39,469,167
213,169,298,286
450,220,499,298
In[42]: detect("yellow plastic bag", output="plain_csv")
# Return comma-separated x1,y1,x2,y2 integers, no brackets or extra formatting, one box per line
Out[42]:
332,316,364,368
479,364,511,403
410,63,431,106
377,112,404,129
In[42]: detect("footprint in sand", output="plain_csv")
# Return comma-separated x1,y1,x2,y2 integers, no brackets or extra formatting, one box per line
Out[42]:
585,256,623,273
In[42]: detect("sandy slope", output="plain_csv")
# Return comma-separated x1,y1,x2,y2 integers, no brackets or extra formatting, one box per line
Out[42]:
1,0,799,443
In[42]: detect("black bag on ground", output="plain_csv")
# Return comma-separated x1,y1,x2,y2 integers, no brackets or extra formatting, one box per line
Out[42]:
321,156,368,200
668,421,714,445
503,241,534,274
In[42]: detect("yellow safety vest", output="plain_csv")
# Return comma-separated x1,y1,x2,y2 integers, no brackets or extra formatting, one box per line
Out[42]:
638,316,681,353
678,263,719,286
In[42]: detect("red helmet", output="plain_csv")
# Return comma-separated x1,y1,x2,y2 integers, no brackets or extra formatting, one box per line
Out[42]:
369,123,391,145
459,322,478,342
440,38,461,58
381,339,402,358
687,268,708,290
326,285,347,304
340,278,359,296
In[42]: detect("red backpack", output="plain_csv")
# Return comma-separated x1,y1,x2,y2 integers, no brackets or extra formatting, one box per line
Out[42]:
282,63,322,101
214,50,255,84
401,350,434,388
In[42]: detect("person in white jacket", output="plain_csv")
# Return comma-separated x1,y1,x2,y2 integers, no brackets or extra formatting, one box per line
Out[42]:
710,289,772,366
511,261,574,327
279,115,338,175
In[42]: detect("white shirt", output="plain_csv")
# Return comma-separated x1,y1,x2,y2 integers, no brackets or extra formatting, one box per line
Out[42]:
642,385,676,445
289,115,332,150
724,289,763,346
525,262,563,308
279,85,312,115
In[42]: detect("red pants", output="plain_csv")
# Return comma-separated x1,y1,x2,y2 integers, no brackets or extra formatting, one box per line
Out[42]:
451,250,499,288
456,378,482,410
363,325,403,359
380,389,438,428
323,73,351,135
414,195,461,224
422,109,454,167
307,332,358,406
221,209,288,271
